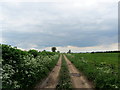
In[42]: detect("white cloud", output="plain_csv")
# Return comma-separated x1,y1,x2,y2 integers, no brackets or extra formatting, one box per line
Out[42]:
0,0,118,50
39,43,118,53
0,0,118,3
0,0,61,3
16,43,38,50
1,0,117,33
0,37,2,43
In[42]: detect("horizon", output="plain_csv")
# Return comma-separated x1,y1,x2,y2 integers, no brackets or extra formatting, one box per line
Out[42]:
0,0,118,52
1,44,119,53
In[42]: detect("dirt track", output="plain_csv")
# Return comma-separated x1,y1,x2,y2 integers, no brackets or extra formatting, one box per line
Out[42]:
35,55,94,89
64,55,94,89
34,55,62,89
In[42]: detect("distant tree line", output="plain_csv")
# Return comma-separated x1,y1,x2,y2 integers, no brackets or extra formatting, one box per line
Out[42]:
91,51,120,53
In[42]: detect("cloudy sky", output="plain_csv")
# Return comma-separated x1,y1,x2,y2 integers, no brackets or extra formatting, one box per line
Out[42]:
0,0,118,52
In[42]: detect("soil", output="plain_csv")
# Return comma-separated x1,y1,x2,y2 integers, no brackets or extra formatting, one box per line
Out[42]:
34,55,94,90
34,55,62,89
64,55,94,89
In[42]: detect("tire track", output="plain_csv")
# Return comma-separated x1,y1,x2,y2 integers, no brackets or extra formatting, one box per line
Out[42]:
64,55,94,89
34,55,62,89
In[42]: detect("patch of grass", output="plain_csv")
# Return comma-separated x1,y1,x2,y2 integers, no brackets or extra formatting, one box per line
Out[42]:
56,55,72,90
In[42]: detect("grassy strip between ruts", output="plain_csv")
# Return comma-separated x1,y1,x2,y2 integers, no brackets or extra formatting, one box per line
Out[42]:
56,55,72,90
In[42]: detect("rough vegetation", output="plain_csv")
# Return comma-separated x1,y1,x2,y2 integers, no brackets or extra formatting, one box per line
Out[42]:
1,44,119,89
1,44,59,89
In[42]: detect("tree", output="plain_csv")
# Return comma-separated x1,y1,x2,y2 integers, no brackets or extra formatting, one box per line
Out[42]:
28,49,39,58
51,47,56,52
57,51,60,53
67,50,71,53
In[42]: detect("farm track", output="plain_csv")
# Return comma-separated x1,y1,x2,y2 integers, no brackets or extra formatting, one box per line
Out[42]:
64,55,94,89
34,55,62,89
34,55,94,90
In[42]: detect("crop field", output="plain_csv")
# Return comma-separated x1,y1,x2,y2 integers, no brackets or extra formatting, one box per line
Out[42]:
66,53,119,89
1,44,119,89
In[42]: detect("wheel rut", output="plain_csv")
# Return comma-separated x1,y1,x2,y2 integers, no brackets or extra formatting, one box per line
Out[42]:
64,55,94,89
34,55,62,89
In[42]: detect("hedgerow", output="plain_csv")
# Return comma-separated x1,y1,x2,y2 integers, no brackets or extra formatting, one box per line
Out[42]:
1,44,59,89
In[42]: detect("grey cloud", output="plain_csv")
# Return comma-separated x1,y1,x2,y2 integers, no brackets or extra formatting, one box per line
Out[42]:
1,1,118,50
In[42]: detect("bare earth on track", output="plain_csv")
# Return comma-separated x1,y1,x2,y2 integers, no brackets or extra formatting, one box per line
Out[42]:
34,55,62,89
64,55,94,89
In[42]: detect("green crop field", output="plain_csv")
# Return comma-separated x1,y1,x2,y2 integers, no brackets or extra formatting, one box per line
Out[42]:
66,53,119,89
